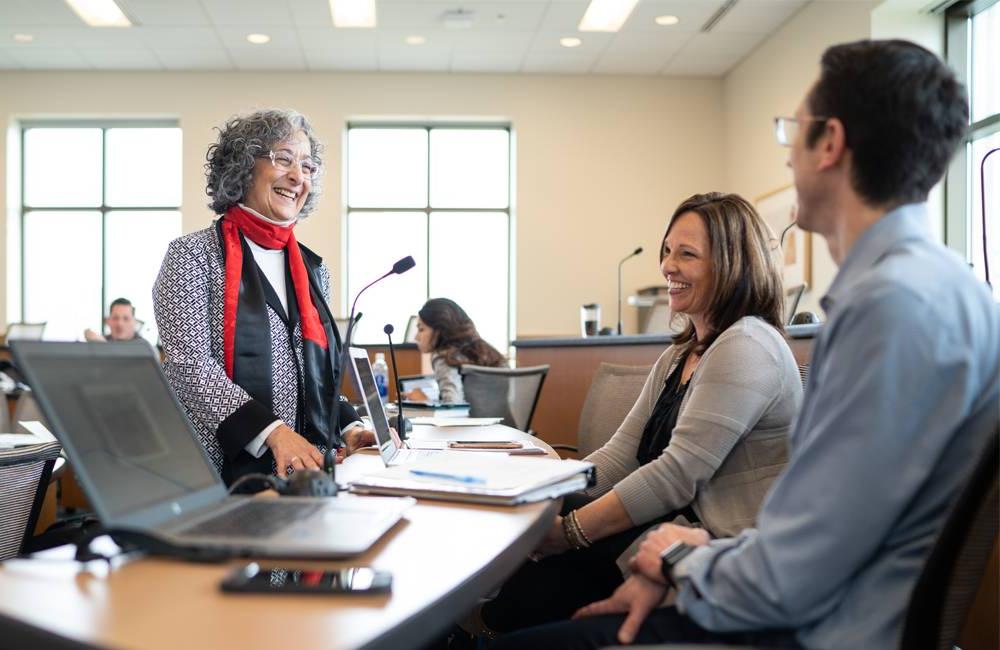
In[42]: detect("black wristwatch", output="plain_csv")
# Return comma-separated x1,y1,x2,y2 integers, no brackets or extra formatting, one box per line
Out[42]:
659,540,697,588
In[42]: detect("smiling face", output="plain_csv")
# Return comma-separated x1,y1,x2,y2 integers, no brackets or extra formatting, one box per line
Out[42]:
414,317,436,353
660,211,714,329
243,130,312,223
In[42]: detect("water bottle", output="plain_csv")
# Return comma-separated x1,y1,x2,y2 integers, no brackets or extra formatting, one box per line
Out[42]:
372,353,390,402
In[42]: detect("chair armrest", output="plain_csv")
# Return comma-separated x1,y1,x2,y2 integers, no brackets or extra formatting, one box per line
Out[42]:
549,444,578,452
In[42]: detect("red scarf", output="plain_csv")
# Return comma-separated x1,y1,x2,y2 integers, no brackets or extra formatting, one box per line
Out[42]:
221,205,328,378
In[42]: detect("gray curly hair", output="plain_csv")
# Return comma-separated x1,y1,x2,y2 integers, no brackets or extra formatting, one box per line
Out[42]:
205,108,324,218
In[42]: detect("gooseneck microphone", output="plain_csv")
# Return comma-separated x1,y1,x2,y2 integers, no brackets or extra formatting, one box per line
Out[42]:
383,323,411,439
617,247,643,336
323,256,416,478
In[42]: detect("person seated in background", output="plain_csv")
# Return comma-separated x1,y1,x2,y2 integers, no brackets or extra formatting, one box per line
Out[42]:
404,298,506,404
496,39,999,650
83,297,142,342
475,192,802,637
153,108,374,486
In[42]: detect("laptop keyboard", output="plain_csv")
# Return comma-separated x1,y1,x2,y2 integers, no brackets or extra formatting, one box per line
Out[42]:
180,500,324,538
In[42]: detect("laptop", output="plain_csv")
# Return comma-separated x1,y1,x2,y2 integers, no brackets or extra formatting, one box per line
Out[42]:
347,347,465,466
11,341,411,559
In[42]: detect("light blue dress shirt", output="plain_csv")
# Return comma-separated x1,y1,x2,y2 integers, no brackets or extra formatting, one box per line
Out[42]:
674,203,1000,649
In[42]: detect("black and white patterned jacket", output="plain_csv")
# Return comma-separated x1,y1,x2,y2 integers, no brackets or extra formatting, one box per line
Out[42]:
153,224,357,483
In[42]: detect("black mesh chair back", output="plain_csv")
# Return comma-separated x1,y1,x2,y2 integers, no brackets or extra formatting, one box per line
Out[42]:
0,441,61,561
459,364,549,433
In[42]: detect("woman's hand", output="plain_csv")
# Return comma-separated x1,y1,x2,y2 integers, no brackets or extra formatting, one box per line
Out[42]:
530,515,572,561
265,424,324,477
343,426,376,456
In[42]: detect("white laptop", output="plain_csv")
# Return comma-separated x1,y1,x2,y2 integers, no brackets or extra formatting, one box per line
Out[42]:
12,341,411,559
347,347,469,466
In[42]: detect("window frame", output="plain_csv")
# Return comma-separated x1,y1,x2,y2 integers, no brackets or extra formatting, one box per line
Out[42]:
17,119,181,331
342,122,515,347
944,0,1000,289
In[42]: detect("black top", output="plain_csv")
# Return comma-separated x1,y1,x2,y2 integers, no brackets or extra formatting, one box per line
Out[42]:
635,356,690,466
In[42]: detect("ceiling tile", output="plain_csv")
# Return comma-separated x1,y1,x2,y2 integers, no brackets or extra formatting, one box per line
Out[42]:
289,0,332,27
61,27,149,49
522,49,599,74
592,53,669,75
451,31,535,53
7,47,91,69
231,47,306,70
537,1,591,32
712,0,808,34
116,0,210,26
303,48,378,70
0,0,82,27
215,26,301,50
80,48,163,69
619,0,725,33
200,0,294,27
296,28,377,50
0,49,23,69
602,30,692,56
377,29,457,48
378,46,451,71
139,27,224,49
450,51,524,72
154,47,233,70
528,31,614,53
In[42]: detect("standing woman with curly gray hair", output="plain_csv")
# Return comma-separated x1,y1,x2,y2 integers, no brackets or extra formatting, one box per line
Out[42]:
153,109,374,486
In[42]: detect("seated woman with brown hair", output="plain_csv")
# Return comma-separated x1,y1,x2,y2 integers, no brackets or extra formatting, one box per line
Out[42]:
477,192,803,636
405,298,506,404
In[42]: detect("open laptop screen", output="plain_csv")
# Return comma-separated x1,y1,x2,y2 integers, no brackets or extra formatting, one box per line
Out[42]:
347,348,397,465
19,352,220,521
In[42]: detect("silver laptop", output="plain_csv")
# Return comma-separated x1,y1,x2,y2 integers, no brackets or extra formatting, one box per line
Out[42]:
346,347,462,466
11,341,411,559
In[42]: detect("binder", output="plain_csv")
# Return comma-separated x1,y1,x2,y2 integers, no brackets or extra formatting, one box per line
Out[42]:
349,456,596,506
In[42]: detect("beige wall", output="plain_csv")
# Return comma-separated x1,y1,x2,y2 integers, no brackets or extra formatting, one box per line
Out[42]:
0,71,723,339
722,0,879,315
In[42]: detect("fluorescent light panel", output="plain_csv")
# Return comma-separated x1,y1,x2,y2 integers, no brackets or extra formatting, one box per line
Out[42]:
64,0,131,27
578,0,639,32
330,0,376,28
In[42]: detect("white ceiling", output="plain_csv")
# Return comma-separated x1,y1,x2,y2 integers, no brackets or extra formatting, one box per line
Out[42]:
0,0,832,76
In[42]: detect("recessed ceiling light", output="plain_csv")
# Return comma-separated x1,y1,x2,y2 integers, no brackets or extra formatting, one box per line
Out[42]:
654,15,680,26
405,35,426,45
246,33,271,44
64,0,132,27
329,0,376,28
560,37,582,48
579,0,639,32
13,33,35,43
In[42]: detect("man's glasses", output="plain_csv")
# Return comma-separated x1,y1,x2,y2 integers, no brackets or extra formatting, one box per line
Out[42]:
773,116,829,147
268,150,320,178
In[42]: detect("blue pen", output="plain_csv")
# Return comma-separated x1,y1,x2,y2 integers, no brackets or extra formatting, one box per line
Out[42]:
409,469,486,485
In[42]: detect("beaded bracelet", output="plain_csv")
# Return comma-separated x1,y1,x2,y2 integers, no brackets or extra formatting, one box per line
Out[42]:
562,510,592,550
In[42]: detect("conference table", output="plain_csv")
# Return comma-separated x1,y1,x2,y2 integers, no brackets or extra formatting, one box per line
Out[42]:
0,424,560,649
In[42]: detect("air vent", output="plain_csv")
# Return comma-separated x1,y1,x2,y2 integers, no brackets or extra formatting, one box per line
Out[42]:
701,0,739,32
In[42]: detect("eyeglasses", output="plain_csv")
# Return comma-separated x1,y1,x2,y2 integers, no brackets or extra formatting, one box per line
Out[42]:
267,150,320,178
773,116,829,147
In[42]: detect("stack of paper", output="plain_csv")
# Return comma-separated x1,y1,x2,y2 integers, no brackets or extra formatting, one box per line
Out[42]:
350,455,595,505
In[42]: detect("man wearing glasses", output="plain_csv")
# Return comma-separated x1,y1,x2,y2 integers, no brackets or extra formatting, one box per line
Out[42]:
494,39,999,650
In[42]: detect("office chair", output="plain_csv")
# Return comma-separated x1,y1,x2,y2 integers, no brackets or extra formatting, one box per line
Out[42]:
11,391,48,432
459,364,549,433
551,363,650,457
0,441,61,561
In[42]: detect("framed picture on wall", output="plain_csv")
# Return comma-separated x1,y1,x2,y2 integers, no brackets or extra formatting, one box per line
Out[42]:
755,184,812,289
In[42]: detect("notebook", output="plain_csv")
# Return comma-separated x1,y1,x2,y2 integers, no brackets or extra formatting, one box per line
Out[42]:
11,341,411,559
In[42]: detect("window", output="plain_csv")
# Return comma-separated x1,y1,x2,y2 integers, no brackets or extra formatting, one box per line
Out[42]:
18,123,182,341
947,0,1000,300
344,126,512,350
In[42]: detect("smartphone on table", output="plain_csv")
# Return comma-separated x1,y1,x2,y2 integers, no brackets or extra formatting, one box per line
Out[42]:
220,563,392,595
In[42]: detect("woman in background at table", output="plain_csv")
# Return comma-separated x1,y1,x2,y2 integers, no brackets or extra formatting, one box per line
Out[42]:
477,192,803,638
404,298,506,404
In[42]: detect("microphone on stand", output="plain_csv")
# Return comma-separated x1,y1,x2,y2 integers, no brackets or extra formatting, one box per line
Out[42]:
617,247,643,335
383,323,411,439
321,255,416,480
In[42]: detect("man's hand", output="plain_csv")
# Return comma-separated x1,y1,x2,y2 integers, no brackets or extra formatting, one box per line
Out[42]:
265,424,324,477
530,515,571,561
401,388,428,401
83,328,106,342
572,575,667,644
343,426,376,455
629,524,710,584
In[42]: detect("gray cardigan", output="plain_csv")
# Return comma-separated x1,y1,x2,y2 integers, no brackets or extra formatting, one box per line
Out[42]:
584,316,802,538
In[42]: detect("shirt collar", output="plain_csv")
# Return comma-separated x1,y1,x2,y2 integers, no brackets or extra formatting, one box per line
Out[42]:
238,203,296,229
820,203,931,315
